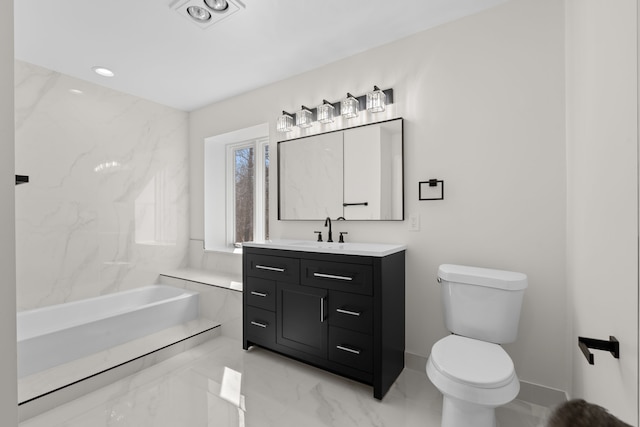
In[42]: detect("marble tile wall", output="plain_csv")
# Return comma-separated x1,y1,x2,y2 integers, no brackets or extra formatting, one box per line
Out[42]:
15,61,189,310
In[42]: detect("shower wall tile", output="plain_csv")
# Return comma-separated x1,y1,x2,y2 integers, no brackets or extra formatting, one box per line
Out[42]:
15,61,189,310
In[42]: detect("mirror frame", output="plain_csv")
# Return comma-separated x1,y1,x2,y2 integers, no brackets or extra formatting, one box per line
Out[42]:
277,117,404,221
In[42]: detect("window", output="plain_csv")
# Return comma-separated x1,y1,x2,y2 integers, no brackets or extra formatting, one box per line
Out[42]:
226,139,269,247
204,123,269,251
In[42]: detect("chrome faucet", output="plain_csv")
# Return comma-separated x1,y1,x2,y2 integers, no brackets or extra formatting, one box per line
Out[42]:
324,217,333,242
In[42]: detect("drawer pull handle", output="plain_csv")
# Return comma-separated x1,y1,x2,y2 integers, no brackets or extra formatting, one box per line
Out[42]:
256,265,286,272
336,345,361,355
320,297,325,322
336,308,361,317
314,272,353,281
250,291,268,297
250,321,268,328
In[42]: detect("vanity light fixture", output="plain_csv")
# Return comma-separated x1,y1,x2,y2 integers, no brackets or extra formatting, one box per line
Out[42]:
277,86,393,132
341,93,360,119
295,105,314,128
366,85,386,113
317,100,336,124
276,111,294,133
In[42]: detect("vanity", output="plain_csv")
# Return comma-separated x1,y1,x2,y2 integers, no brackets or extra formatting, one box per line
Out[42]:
242,240,406,400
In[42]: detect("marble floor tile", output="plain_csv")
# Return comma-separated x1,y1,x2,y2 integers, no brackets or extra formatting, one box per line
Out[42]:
20,336,551,427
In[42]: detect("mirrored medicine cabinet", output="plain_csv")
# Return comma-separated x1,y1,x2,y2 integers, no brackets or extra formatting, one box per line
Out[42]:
278,117,403,221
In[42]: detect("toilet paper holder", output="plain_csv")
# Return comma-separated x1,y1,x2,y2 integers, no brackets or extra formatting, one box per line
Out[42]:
578,336,619,365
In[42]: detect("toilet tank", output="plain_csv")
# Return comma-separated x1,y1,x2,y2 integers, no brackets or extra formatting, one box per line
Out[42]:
438,264,528,344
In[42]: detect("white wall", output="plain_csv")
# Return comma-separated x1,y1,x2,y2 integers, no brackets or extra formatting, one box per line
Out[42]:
0,0,18,424
14,61,190,310
566,1,638,423
190,0,568,392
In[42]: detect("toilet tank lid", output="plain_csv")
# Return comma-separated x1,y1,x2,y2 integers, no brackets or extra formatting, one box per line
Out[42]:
438,264,528,290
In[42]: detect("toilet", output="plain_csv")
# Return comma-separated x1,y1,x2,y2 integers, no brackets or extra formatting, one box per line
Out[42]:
426,264,528,427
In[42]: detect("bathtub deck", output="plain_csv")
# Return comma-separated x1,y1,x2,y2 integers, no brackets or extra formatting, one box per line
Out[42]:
18,318,220,421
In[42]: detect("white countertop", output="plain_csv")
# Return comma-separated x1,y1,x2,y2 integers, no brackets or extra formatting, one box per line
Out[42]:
243,240,407,257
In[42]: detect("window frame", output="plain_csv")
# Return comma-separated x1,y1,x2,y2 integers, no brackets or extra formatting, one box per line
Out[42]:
203,123,270,252
225,137,269,247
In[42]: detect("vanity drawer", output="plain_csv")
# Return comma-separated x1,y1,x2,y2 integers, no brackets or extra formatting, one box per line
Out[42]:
328,326,373,373
301,260,372,295
329,291,373,334
246,277,276,311
245,306,276,347
246,254,300,283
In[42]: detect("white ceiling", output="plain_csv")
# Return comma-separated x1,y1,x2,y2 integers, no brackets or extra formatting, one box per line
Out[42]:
14,0,508,112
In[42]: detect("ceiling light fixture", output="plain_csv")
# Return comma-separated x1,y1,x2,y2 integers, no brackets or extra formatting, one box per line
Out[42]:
204,0,229,12
170,0,245,29
187,5,211,21
92,66,115,77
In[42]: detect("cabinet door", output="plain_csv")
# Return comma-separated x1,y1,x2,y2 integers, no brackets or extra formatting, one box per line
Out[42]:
277,282,328,357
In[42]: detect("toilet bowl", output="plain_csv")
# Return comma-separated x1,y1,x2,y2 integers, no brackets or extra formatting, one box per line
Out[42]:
426,335,520,427
427,264,527,427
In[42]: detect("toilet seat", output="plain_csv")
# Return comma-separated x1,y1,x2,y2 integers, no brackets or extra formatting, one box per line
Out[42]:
430,335,515,389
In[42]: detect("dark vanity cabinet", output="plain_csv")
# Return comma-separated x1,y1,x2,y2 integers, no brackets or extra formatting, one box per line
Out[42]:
243,245,405,400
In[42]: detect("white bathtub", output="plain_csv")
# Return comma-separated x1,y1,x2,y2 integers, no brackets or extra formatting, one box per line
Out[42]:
17,285,199,378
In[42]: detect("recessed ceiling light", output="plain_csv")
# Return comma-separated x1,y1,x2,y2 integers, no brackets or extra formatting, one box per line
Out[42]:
69,89,83,95
170,0,244,29
92,66,115,78
204,0,229,12
187,5,211,21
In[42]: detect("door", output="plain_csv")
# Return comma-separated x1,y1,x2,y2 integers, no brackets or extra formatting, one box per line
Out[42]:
566,1,638,424
277,282,328,357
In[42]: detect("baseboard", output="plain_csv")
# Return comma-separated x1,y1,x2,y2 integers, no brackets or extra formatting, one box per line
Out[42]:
404,351,568,408
517,381,568,408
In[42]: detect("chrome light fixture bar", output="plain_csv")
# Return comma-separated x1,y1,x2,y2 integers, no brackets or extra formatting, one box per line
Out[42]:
276,86,393,132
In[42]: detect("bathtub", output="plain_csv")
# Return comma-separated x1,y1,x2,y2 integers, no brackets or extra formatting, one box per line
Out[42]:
17,285,199,378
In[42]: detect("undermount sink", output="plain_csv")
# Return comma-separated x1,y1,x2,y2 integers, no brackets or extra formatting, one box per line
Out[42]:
243,240,407,257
